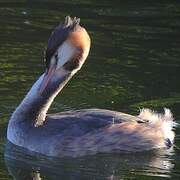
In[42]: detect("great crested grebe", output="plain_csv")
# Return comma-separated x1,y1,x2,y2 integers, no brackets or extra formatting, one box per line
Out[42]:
7,16,176,157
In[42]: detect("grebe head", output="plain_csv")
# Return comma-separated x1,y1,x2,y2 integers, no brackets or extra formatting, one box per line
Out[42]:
39,16,91,94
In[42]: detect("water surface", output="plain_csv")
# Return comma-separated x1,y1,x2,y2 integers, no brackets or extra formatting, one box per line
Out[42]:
0,0,180,179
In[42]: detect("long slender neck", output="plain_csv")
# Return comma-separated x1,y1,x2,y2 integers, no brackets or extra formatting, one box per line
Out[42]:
10,68,73,126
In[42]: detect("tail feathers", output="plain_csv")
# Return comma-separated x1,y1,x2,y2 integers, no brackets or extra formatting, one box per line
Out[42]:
138,108,176,146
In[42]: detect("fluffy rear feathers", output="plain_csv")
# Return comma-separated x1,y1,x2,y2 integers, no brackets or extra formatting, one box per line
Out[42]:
138,108,176,147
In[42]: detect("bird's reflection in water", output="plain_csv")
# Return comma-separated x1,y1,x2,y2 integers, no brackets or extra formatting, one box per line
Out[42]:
4,141,175,180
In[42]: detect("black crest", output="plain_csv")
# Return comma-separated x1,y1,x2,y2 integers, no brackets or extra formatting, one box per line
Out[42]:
45,16,80,68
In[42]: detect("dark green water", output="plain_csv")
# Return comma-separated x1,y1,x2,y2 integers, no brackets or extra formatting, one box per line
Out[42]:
0,0,180,179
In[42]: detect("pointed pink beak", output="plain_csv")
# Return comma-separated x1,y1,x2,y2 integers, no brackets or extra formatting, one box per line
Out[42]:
39,63,57,95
